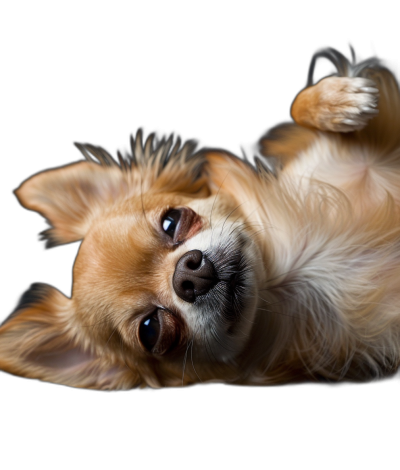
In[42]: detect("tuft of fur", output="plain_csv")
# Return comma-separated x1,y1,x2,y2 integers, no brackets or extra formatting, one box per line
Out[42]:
14,130,209,248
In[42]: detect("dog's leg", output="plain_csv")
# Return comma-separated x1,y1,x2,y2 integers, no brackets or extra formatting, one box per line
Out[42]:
290,76,379,133
259,76,378,169
291,51,400,155
259,48,400,169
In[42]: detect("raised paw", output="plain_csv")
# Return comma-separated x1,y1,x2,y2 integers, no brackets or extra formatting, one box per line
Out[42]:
312,76,379,132
291,76,380,133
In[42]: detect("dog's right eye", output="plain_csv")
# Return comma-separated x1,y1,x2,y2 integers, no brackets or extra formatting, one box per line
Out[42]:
139,313,160,351
162,209,181,238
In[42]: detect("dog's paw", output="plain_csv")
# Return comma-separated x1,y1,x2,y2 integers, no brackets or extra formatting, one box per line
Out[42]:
314,77,379,133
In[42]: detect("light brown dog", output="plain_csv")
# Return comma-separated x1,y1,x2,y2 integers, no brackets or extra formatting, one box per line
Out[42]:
2,48,400,389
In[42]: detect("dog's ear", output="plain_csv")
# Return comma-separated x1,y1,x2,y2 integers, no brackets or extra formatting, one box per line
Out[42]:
15,161,127,247
0,284,138,389
15,148,209,245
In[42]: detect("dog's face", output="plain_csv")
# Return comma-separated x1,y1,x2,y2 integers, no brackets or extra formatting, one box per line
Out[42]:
0,135,264,388
73,190,261,385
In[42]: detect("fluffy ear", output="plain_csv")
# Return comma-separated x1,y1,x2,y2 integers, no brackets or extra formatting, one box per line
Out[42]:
15,131,209,247
0,284,137,389
15,161,127,247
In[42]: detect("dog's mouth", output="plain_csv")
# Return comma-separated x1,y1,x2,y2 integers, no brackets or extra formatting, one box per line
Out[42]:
199,247,250,323
180,223,260,361
229,272,239,290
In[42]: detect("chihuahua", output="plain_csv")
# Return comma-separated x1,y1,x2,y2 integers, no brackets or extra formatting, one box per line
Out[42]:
1,47,400,389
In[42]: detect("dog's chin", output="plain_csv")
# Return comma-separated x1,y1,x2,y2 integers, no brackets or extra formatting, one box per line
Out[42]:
184,229,261,363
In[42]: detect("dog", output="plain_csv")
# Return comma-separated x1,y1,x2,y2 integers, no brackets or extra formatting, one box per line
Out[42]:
2,47,400,389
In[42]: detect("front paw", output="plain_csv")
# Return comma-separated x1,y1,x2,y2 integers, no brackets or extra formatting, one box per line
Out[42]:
314,77,379,132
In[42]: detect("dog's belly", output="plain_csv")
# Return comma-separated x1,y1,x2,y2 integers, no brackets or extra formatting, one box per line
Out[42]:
266,133,400,363
284,134,400,214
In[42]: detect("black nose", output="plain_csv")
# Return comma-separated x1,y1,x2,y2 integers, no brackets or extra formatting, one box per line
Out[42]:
173,250,217,303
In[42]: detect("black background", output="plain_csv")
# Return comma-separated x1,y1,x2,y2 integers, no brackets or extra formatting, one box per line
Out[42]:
0,7,400,428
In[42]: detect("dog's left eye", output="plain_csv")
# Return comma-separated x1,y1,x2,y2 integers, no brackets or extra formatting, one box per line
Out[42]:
162,209,181,238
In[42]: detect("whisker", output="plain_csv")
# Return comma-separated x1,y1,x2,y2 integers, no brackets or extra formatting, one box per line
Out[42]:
139,167,152,233
209,170,232,246
217,201,248,241
181,336,192,385
210,323,237,353
227,204,264,238
204,330,218,363
118,334,138,376
190,339,202,383
100,316,126,359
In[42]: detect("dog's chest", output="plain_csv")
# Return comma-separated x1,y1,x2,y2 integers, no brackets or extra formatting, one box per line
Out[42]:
284,134,400,211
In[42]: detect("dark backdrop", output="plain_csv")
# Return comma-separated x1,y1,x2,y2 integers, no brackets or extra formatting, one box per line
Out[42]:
0,12,400,430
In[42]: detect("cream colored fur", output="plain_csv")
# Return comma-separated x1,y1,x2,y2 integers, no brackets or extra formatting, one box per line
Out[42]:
1,49,400,388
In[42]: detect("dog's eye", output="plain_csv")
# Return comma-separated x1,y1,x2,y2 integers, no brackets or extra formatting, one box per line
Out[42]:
139,313,160,351
162,209,181,238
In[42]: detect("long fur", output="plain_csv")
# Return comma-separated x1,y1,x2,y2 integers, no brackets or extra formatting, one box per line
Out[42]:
255,49,400,382
2,47,400,388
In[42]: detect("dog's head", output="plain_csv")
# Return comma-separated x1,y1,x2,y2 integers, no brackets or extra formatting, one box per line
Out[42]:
0,132,266,389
